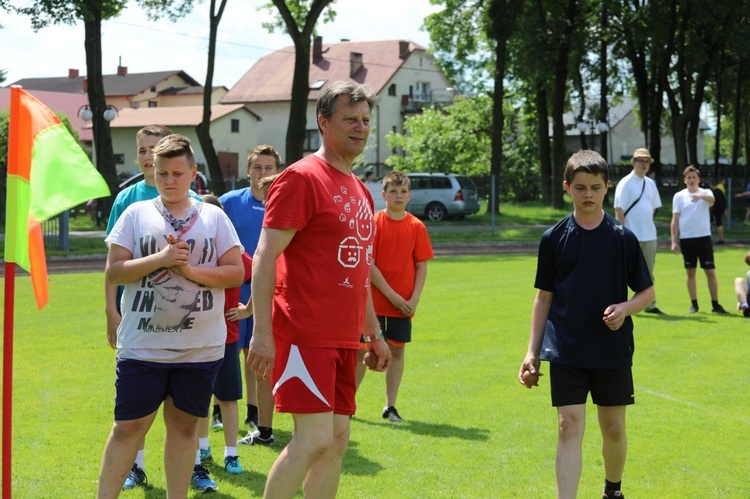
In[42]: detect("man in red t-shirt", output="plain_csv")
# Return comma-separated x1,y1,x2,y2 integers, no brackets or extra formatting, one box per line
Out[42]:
356,171,434,423
247,81,392,498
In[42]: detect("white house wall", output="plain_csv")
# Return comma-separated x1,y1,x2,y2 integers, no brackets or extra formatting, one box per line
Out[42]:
109,111,258,179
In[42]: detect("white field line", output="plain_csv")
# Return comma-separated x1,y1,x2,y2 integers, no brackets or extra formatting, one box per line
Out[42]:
637,386,750,426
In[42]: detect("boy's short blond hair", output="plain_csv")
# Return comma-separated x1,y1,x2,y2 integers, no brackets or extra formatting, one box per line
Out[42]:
382,170,410,191
683,165,701,177
247,144,282,169
136,124,172,143
153,134,195,166
564,150,609,184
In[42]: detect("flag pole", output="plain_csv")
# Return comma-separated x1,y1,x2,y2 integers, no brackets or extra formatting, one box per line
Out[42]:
3,262,15,498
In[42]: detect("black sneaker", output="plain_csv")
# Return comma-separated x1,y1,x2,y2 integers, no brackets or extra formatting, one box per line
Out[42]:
122,464,148,490
382,406,404,422
712,305,729,314
603,490,625,498
688,305,699,314
644,307,663,314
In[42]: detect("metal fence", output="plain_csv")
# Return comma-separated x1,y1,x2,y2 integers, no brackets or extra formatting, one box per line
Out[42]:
41,210,70,251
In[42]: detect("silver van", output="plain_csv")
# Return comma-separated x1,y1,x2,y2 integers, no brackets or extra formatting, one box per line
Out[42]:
406,173,480,221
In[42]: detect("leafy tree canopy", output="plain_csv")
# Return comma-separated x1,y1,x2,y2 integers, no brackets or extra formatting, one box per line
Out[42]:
258,0,336,35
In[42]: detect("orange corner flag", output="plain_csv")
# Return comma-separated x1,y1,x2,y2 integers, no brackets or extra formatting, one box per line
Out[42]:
5,86,110,308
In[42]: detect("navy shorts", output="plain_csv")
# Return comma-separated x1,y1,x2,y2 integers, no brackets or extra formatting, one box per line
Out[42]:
114,358,222,420
680,236,715,269
549,362,634,407
377,316,412,344
238,315,254,349
214,341,242,402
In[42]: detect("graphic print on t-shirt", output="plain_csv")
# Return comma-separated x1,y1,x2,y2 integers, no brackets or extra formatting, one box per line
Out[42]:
335,184,374,279
129,233,215,333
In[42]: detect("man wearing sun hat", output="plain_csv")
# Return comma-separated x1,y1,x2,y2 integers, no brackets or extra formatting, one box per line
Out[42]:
614,147,664,314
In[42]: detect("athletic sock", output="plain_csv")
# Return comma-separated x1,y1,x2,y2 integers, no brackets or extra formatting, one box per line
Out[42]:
224,446,238,458
691,299,699,309
247,404,258,421
605,479,621,492
257,426,273,439
212,404,221,418
134,449,145,469
198,437,210,451
712,300,720,309
741,302,748,309
194,449,202,466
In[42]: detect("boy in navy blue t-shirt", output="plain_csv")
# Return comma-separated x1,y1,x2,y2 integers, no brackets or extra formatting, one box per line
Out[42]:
519,150,654,499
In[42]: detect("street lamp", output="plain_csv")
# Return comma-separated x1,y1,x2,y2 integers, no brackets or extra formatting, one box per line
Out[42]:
77,104,118,225
78,104,118,122
576,119,609,151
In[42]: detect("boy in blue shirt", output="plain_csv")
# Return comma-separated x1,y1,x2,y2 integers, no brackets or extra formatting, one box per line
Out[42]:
519,150,654,499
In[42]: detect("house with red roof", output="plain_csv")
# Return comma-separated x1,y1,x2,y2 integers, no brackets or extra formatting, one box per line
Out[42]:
9,67,226,111
222,37,454,173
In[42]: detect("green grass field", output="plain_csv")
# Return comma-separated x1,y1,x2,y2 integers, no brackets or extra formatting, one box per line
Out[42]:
1,249,749,497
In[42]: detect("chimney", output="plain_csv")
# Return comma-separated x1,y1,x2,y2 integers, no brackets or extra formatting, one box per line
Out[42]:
117,65,127,76
68,69,79,78
399,41,410,59
82,77,88,93
350,52,363,77
313,36,323,64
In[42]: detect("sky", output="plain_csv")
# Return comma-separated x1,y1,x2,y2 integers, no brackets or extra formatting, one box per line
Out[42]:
2,1,440,89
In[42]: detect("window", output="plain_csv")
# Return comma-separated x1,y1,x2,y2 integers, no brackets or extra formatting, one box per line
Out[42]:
415,82,430,102
113,154,124,165
148,101,157,108
310,79,326,90
433,177,451,189
231,119,240,133
388,84,396,96
304,129,320,152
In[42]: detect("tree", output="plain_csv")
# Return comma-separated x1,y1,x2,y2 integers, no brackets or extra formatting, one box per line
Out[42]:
424,0,520,214
0,68,6,85
15,0,127,220
261,0,336,165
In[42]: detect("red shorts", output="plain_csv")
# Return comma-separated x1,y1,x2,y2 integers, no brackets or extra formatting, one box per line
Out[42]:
271,336,357,415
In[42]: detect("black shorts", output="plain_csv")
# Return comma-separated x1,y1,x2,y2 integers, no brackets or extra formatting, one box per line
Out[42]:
214,341,242,402
680,236,715,269
549,362,634,407
378,316,412,344
114,358,222,420
711,211,724,227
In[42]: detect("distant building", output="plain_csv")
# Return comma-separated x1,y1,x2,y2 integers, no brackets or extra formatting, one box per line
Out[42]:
105,105,260,179
9,67,226,110
563,97,709,167
222,37,454,172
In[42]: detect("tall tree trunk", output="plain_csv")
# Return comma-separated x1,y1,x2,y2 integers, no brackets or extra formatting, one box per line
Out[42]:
732,59,743,173
536,90,552,206
272,0,333,166
550,0,579,209
489,0,508,215
285,41,311,165
84,11,117,224
197,0,227,195
599,0,608,164
714,52,724,179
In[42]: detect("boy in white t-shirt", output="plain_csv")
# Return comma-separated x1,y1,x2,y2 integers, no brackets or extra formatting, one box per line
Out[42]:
670,165,728,314
96,135,244,497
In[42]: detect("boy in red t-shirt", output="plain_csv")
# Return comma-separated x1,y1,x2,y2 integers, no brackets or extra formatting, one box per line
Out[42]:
356,171,434,422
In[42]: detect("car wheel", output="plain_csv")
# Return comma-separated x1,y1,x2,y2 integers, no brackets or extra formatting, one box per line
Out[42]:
426,202,448,221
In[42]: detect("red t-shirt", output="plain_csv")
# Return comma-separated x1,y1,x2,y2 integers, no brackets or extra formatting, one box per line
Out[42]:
264,155,375,349
371,211,434,317
224,252,253,344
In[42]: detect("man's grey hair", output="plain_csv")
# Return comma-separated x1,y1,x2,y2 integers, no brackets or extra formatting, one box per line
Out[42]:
316,81,377,133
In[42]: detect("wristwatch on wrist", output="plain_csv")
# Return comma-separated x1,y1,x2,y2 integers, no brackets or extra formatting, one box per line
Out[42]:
362,331,384,343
